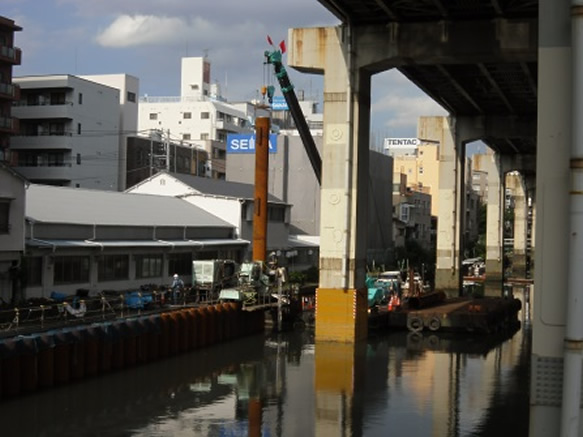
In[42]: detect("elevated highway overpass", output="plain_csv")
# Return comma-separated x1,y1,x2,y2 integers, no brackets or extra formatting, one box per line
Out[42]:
287,1,583,435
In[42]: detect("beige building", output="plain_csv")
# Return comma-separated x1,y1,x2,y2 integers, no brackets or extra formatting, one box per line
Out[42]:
388,138,440,217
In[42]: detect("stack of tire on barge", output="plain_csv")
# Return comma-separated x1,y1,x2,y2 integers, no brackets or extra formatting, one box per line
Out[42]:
0,303,265,400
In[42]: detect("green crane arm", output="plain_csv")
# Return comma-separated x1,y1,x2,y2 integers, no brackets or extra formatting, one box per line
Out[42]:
265,49,322,185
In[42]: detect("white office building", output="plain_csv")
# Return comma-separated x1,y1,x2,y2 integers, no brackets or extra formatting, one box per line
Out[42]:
138,57,261,180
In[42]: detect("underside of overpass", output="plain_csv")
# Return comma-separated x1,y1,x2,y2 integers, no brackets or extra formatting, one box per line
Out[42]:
289,0,538,343
289,1,583,435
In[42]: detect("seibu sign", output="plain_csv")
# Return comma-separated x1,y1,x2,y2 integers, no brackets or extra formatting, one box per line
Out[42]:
227,133,278,154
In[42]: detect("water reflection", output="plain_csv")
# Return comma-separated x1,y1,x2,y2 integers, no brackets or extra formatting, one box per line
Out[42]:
0,321,529,437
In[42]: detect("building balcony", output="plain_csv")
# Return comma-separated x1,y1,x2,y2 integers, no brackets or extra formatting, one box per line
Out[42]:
0,83,19,101
0,46,21,65
0,116,19,134
10,133,74,150
215,120,241,132
12,102,74,120
13,163,72,182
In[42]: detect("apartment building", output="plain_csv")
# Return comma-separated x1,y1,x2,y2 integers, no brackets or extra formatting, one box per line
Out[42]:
138,57,262,180
0,16,21,165
11,75,123,190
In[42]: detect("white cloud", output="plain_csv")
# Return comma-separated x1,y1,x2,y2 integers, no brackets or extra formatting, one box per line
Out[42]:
96,15,195,47
375,95,447,129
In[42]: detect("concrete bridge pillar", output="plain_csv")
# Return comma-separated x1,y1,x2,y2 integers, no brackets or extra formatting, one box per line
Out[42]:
530,0,572,434
484,152,504,296
418,117,463,296
289,26,369,343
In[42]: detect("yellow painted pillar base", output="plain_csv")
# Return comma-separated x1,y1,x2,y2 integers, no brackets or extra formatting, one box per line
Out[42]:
315,288,368,342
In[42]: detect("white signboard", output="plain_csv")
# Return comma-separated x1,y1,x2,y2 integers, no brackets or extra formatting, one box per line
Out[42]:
383,138,420,148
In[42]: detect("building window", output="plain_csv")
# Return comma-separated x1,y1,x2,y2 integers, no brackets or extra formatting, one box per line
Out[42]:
24,257,43,286
268,206,285,222
135,254,163,279
76,153,81,165
169,252,192,278
200,133,209,140
183,133,191,140
0,199,9,233
98,254,129,282
54,256,90,284
78,93,83,104
149,113,158,120
201,112,210,119
419,167,424,174
127,91,136,103
183,112,192,119
77,123,81,135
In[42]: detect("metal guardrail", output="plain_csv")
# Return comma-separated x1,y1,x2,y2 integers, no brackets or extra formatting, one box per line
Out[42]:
0,284,294,338
0,287,221,338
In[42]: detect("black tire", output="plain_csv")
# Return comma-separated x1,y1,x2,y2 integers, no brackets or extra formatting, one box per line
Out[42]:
407,316,424,332
428,316,441,332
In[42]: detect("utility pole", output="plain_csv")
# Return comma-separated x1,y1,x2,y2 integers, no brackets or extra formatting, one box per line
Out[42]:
149,134,153,176
166,129,170,172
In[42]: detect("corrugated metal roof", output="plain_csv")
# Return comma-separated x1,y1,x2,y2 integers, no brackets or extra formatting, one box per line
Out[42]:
26,238,249,248
171,172,284,203
25,184,233,228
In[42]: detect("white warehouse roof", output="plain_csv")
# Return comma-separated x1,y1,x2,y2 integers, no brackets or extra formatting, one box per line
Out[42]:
26,184,233,228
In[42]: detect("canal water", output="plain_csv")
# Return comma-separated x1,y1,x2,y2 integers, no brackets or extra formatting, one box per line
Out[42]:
0,307,531,437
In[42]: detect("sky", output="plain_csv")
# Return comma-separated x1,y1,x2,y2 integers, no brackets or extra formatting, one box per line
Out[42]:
5,0,451,149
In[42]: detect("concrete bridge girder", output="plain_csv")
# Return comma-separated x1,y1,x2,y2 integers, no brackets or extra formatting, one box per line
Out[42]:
352,19,538,73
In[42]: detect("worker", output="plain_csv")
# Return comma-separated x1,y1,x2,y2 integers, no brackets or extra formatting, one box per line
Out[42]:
171,273,184,305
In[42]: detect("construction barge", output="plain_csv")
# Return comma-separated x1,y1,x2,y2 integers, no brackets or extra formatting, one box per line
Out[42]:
368,294,523,334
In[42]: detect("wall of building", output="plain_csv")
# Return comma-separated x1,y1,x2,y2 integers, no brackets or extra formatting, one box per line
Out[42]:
0,165,25,302
80,74,139,190
227,134,322,236
368,150,394,265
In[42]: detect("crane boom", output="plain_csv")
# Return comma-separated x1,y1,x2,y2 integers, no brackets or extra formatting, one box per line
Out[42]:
264,49,322,185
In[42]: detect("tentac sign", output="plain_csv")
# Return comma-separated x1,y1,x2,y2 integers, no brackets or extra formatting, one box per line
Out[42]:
227,133,278,154
383,138,421,148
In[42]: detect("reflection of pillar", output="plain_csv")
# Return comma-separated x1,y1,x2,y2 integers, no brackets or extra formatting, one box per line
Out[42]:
314,341,365,436
422,117,462,296
248,398,262,437
484,153,503,297
289,26,368,343
529,199,535,277
512,179,527,278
